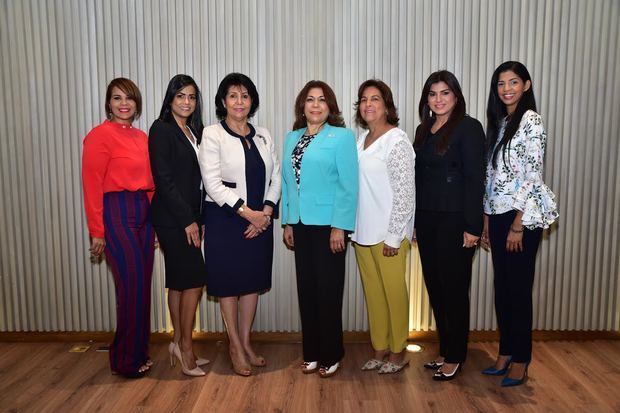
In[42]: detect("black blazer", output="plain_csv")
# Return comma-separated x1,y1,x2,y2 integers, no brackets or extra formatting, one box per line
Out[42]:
414,116,485,235
149,119,204,229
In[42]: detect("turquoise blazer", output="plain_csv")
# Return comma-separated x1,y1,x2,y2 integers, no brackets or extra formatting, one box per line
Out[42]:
281,124,359,231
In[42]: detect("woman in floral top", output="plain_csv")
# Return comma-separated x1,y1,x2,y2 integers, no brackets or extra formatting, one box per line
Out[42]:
481,61,558,387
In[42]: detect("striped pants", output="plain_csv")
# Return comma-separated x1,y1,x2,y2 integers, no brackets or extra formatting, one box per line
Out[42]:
103,191,154,375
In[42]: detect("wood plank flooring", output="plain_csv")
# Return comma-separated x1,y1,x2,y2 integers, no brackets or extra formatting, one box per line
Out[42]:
0,340,619,412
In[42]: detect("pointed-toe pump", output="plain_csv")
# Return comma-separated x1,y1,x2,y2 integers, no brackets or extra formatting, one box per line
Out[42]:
501,362,529,387
481,356,512,376
433,363,461,381
169,342,210,368
172,343,206,377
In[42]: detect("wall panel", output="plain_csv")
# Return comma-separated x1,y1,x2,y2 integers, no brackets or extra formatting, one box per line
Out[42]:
0,0,618,333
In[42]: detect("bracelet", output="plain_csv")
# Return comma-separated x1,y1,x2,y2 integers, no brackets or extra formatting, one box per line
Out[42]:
510,225,524,233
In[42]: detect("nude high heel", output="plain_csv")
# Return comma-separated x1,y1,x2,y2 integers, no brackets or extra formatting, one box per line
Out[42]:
169,341,210,368
173,343,206,377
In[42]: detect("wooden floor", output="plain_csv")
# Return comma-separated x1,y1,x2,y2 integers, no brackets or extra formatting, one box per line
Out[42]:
1,340,619,412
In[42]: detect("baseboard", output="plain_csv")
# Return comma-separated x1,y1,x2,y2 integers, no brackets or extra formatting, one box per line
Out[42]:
1,330,618,343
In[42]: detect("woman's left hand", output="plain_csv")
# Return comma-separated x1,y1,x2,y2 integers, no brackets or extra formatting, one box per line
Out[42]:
383,245,399,257
463,232,480,248
506,227,524,252
506,212,525,252
185,222,201,248
330,228,345,254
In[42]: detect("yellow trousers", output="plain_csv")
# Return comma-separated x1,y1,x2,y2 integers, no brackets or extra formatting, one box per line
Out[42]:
354,240,410,353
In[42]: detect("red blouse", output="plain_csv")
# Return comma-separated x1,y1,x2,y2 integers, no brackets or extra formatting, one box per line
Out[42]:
82,120,155,237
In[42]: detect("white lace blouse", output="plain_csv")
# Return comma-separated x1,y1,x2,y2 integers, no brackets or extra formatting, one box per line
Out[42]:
484,110,558,229
352,127,415,248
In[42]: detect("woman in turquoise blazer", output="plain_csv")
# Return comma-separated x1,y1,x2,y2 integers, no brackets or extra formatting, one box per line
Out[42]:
281,80,358,378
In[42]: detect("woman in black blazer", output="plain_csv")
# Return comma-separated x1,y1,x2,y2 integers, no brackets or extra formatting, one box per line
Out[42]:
414,70,485,381
149,75,208,377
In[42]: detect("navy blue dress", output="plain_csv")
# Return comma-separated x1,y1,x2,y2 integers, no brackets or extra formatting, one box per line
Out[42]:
203,122,273,297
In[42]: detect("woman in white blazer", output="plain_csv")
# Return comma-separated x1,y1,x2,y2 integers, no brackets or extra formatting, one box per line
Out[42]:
198,73,281,377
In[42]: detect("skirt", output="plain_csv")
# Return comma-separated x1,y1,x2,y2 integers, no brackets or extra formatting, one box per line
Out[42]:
155,225,207,290
203,201,273,297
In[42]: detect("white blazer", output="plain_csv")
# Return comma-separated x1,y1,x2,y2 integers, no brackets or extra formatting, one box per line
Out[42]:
198,122,281,209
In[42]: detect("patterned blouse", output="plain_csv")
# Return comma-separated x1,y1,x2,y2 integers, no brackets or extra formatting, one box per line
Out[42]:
484,110,558,229
291,133,316,187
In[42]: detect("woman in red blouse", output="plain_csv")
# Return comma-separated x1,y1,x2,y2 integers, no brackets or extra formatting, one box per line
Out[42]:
82,78,155,379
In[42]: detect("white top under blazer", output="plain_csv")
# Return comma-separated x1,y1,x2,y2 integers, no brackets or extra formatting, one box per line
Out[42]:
352,127,415,248
198,122,281,209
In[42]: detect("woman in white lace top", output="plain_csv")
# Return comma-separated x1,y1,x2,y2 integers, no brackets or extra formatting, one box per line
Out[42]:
480,61,558,387
352,79,415,374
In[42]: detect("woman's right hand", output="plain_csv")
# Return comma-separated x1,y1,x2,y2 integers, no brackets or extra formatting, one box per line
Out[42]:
90,237,106,257
283,225,294,249
480,215,490,251
185,222,201,248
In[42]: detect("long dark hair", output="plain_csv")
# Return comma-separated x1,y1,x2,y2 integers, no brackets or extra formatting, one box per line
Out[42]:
292,80,345,130
159,74,204,138
486,61,537,168
413,70,466,155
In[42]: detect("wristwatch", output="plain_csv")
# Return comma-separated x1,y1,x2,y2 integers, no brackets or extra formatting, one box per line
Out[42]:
237,204,246,214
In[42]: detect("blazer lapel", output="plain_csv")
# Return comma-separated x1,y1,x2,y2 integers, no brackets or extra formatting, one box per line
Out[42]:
287,129,305,155
253,130,270,164
311,123,335,147
172,122,199,164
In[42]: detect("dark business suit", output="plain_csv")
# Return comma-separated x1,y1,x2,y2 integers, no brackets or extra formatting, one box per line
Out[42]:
414,115,485,363
149,119,206,290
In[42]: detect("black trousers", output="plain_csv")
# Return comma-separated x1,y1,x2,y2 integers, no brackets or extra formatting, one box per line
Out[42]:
416,210,475,363
488,210,542,363
293,224,346,366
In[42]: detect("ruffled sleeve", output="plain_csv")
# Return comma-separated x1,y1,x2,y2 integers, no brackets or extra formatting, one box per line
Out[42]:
512,111,558,229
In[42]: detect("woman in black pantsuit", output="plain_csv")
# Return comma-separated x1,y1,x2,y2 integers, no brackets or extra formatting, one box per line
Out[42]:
149,74,208,377
413,70,485,381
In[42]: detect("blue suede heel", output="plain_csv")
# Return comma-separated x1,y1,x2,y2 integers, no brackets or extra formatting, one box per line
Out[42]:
501,362,529,387
481,356,512,376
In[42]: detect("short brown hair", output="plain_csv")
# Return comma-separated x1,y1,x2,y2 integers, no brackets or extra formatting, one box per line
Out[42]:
354,79,399,129
292,80,345,130
104,77,142,120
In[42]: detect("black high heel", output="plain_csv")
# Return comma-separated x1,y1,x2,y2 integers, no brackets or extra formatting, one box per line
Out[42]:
433,363,461,381
423,360,444,370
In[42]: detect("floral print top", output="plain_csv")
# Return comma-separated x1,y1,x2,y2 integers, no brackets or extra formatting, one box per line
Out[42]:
291,133,316,187
484,110,558,229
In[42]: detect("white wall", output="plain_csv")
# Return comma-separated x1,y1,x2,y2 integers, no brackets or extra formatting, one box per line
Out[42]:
1,0,618,332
